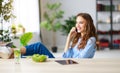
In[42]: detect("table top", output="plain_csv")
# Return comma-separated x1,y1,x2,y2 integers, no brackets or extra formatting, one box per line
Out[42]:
0,58,120,73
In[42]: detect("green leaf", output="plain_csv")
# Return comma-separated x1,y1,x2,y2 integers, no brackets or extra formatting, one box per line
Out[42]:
55,10,64,18
20,32,33,46
61,16,76,35
40,2,64,32
53,22,62,32
40,21,52,31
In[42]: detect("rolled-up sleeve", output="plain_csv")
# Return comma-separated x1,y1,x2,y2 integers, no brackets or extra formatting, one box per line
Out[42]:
62,48,73,58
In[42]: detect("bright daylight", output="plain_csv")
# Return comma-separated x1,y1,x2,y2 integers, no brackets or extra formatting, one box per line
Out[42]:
0,0,120,73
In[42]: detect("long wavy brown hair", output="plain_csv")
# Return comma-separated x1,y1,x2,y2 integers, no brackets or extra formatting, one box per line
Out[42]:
72,13,98,49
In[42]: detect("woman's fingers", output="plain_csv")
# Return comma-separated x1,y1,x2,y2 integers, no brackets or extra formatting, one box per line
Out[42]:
69,27,77,39
71,27,76,32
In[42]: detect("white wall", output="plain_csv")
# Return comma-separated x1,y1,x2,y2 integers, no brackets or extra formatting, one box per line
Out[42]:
41,0,96,50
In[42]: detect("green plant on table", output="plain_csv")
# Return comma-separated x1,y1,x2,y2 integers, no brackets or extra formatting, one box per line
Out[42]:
14,32,33,64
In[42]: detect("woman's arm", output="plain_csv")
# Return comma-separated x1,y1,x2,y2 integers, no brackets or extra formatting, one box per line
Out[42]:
64,27,77,52
64,35,71,52
63,27,77,58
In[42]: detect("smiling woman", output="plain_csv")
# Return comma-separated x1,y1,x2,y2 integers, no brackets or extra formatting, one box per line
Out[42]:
63,13,98,58
13,0,41,43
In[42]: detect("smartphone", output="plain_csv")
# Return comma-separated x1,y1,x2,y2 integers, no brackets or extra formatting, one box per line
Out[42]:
75,27,78,32
55,59,78,65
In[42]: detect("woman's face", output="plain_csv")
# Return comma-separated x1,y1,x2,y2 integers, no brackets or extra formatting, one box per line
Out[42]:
75,16,86,33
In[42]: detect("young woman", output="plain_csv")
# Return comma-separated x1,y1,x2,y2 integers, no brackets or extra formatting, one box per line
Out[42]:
63,13,98,58
0,13,97,59
0,42,55,59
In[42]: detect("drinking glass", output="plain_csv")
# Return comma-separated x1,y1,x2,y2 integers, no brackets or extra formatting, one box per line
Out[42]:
14,48,21,64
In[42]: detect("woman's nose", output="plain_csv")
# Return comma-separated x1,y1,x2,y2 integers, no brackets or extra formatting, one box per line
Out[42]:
76,23,78,27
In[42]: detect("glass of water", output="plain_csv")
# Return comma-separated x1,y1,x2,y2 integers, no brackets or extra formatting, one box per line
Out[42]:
14,48,21,64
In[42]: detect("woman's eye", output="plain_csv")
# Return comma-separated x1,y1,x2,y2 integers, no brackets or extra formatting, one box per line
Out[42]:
79,22,83,24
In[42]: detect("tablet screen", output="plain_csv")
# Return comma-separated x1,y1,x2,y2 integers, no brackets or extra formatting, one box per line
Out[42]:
55,60,78,65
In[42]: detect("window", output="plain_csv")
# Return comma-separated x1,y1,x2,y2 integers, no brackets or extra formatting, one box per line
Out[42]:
13,0,40,43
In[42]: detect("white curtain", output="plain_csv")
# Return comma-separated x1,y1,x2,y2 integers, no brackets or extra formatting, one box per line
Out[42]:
13,0,40,44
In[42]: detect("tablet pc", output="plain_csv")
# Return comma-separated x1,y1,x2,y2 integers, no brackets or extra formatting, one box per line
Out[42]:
55,59,78,65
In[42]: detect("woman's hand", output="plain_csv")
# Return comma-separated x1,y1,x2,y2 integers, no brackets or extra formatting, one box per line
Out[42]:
9,52,14,59
68,27,77,41
64,27,77,52
9,48,14,59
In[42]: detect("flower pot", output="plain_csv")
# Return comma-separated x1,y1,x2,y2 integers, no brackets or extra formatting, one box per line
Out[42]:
51,46,57,53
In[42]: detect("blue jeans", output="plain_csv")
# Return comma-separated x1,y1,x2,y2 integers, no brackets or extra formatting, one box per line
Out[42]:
22,42,55,58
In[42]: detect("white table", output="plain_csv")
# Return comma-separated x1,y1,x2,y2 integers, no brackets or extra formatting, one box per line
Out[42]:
0,58,120,73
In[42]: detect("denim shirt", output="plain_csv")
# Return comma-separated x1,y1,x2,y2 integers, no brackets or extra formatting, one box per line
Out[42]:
63,37,96,58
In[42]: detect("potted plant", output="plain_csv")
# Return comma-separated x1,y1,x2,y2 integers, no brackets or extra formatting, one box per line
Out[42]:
40,2,64,52
0,0,15,43
61,16,76,35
